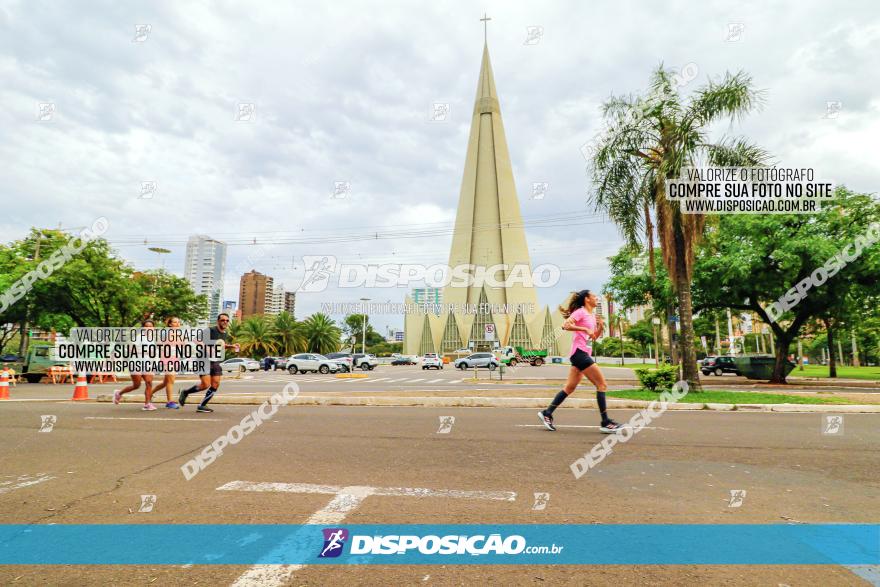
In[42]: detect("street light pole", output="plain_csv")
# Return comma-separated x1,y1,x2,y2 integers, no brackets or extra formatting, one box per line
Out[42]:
360,297,370,354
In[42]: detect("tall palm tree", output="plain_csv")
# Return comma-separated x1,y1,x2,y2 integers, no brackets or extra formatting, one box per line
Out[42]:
301,313,341,355
235,315,278,358
590,66,768,390
273,311,306,356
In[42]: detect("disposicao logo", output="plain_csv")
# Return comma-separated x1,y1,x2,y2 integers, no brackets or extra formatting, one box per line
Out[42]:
318,528,349,558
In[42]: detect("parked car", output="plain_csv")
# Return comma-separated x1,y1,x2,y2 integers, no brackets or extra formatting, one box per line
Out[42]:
220,357,261,373
421,353,443,370
260,356,287,371
701,355,741,376
326,352,378,371
391,356,417,366
325,353,353,373
454,352,500,370
286,353,341,374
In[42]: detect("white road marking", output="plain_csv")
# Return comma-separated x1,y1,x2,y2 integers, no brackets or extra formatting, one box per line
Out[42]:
428,378,445,383
228,485,374,587
407,378,425,383
85,416,222,422
517,424,672,430
0,474,55,494
369,377,390,382
220,480,516,586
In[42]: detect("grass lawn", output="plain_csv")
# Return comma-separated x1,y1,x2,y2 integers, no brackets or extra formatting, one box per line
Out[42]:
596,362,639,369
790,364,880,381
609,389,854,404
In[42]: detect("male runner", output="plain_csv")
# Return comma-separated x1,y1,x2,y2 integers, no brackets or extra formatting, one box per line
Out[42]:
178,313,238,413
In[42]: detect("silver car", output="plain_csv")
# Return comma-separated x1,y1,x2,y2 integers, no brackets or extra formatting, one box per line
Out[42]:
453,352,499,370
286,353,341,375
220,358,261,373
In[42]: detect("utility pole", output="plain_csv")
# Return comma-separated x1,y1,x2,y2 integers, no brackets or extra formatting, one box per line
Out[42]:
726,308,735,356
359,297,370,354
714,315,722,355
19,230,43,356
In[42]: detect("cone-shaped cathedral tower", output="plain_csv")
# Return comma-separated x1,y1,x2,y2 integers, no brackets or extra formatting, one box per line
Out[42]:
403,37,571,356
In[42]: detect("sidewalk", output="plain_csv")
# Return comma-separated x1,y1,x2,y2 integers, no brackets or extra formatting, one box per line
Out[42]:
96,392,880,413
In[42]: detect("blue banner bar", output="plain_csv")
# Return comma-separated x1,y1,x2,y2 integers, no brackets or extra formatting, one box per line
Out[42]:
0,525,876,565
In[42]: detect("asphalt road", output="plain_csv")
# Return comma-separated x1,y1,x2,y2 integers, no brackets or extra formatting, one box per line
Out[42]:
7,364,876,401
0,399,877,585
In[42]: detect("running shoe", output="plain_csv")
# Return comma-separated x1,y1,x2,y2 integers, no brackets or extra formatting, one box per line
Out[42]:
538,410,556,431
142,403,157,411
165,401,180,409
113,390,121,405
178,388,188,407
600,419,625,434
196,406,214,413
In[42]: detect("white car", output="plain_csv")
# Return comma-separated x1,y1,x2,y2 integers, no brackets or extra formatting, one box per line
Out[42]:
220,358,261,373
421,353,443,370
286,353,341,374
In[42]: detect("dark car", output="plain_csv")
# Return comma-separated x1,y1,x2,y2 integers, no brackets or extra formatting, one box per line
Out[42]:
390,356,417,366
701,355,740,376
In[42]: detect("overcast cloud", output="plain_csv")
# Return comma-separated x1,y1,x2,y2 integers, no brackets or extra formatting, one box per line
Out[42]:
1,1,878,333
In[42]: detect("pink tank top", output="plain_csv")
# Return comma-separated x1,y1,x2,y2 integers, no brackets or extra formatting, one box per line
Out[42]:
569,307,595,357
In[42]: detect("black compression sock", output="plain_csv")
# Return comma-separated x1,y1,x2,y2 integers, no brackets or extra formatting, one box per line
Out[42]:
597,391,609,422
199,387,217,408
544,390,569,415
182,384,198,395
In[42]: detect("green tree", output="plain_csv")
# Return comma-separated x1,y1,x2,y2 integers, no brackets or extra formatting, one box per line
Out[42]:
134,270,208,325
273,311,306,356
590,65,768,390
301,313,341,354
235,316,279,358
341,314,383,351
691,188,880,382
1,230,207,338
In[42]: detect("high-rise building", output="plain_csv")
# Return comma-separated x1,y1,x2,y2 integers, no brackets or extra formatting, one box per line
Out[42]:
284,291,296,317
239,273,295,318
183,235,226,325
412,287,443,306
404,39,562,356
238,270,274,319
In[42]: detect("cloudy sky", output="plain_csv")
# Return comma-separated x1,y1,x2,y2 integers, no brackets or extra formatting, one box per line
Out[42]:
2,1,878,334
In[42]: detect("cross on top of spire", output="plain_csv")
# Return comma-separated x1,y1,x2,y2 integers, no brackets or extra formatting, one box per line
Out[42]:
480,12,491,44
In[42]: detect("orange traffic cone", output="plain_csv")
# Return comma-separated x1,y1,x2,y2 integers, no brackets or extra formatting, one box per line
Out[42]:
71,373,89,400
0,371,9,400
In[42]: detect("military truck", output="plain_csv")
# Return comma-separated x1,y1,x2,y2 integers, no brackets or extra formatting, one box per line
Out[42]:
1,344,69,383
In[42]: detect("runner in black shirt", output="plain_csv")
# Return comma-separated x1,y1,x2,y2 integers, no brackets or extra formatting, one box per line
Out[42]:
178,313,238,413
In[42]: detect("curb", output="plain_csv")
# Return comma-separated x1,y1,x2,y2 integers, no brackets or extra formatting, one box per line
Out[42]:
94,394,880,413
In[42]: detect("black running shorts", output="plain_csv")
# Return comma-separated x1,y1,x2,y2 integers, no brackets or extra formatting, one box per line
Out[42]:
570,349,595,371
209,361,223,376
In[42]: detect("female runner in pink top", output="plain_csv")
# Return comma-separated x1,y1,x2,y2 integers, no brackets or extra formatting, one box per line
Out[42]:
539,289,623,433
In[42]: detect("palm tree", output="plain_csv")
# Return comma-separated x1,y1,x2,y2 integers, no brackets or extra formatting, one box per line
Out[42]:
301,313,341,355
590,66,768,390
273,311,306,356
235,315,278,358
